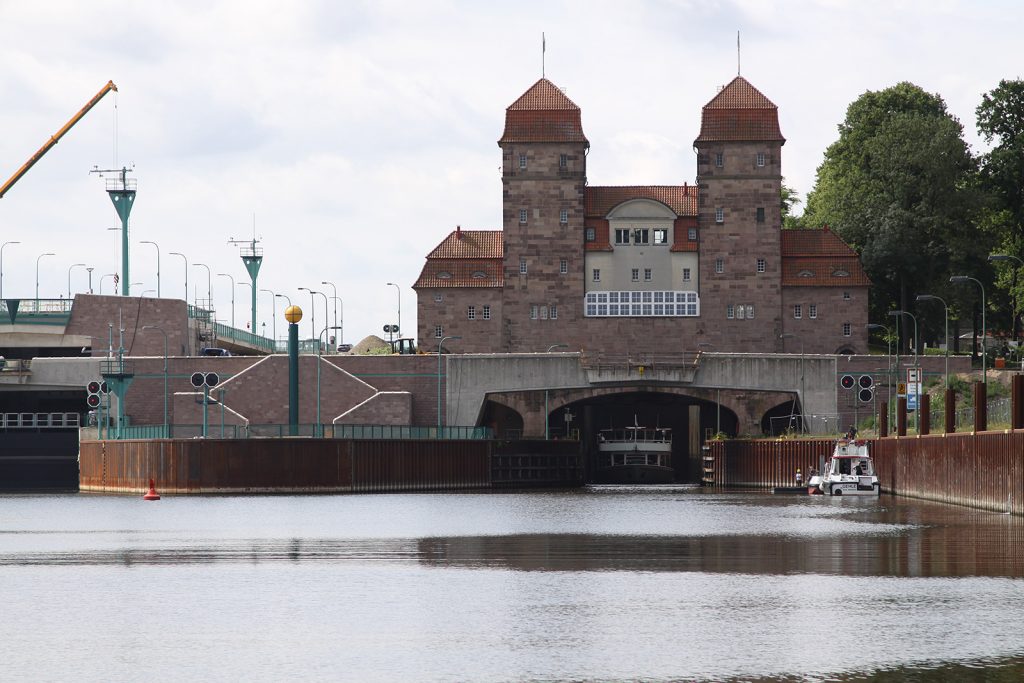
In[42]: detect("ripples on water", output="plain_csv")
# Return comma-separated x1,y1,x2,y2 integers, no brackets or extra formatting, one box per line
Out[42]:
2,488,1024,682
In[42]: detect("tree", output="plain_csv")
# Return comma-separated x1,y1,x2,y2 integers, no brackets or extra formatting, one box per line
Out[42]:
804,82,985,351
780,179,804,229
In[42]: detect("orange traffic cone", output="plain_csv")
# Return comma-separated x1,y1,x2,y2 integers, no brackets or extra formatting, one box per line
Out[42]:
143,479,160,501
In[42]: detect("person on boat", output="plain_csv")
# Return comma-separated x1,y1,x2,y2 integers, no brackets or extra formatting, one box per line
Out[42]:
854,463,864,476
795,468,803,486
846,426,858,440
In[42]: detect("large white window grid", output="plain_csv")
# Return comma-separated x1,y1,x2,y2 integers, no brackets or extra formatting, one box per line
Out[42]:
585,291,699,317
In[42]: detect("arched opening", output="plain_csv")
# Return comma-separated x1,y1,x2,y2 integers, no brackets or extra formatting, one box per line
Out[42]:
481,400,524,439
761,399,804,436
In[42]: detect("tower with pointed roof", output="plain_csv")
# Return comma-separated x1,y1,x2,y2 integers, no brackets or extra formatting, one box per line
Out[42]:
498,78,589,351
694,76,787,349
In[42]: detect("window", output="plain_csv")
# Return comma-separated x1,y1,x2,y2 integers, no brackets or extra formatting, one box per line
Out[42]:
736,305,746,320
757,258,766,273
843,291,851,300
756,152,765,167
434,326,443,338
519,209,527,224
592,269,600,282
482,305,491,320
653,228,668,245
756,207,765,223
540,305,549,320
530,305,538,320
715,258,724,274
715,152,723,167
615,228,630,245
550,305,557,319
747,304,755,319
631,268,640,282
682,268,691,282
809,305,817,319
727,304,734,319
633,228,649,244
585,227,596,242
559,154,567,168
467,306,475,320
843,322,852,337
559,258,567,274
715,208,724,223
437,271,452,279
644,268,652,281
519,257,527,274
794,304,802,319
519,154,527,169
688,228,697,241
433,294,443,303
559,209,568,224
471,270,487,279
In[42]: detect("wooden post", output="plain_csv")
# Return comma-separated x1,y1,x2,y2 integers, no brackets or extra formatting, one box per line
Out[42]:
919,393,930,435
897,397,907,436
973,381,986,432
945,388,956,433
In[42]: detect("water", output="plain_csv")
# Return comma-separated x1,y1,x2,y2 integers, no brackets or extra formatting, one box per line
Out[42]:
2,487,1024,682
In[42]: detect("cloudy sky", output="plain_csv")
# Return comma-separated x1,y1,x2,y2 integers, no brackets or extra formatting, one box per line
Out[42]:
0,0,1018,345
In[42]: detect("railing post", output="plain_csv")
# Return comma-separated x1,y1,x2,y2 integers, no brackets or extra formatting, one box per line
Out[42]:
879,401,888,437
945,388,956,433
974,381,987,432
1013,375,1024,430
919,394,930,435
897,397,907,436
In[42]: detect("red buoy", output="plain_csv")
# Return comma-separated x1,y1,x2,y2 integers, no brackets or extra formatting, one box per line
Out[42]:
143,479,161,501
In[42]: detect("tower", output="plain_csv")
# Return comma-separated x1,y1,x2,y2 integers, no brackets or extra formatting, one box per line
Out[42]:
498,78,588,352
694,77,786,349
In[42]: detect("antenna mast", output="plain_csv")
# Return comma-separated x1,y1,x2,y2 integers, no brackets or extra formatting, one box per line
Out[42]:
542,32,546,78
737,31,741,76
228,226,263,338
90,165,137,296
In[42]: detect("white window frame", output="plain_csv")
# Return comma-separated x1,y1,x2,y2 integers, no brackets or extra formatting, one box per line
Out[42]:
614,228,630,245
747,304,755,319
550,305,558,320
467,306,475,320
434,326,443,338
715,258,724,274
482,305,491,320
631,268,639,282
794,304,802,319
633,228,650,245
756,152,765,167
519,209,527,224
682,268,691,282
653,228,668,245
530,305,538,320
592,269,600,282
519,154,527,170
559,258,567,274
540,305,548,320
843,322,852,337
644,268,652,282
688,228,697,241
727,304,734,319
757,258,766,273
809,304,817,319
559,209,568,224
585,227,596,242
715,208,724,223
519,257,527,274
736,304,746,320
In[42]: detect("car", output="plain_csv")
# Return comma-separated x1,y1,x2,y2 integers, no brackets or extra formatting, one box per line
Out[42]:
200,347,231,357
337,344,353,353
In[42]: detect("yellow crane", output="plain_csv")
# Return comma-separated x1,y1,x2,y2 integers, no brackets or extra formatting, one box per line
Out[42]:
0,80,117,199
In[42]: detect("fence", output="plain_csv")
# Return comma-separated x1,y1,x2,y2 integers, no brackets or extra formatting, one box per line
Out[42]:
1,412,80,430
112,423,492,441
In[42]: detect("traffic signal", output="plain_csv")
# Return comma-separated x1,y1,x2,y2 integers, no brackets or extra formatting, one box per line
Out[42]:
86,393,101,408
840,374,855,389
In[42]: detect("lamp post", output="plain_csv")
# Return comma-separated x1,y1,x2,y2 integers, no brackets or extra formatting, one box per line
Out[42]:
142,325,168,437
169,251,188,302
316,325,343,437
86,267,94,293
916,295,950,389
989,254,1023,344
951,275,987,388
194,263,212,304
275,293,291,352
139,240,160,298
544,343,569,439
698,342,721,435
888,310,918,367
1,240,20,299
866,323,893,432
322,281,338,351
298,287,318,347
67,262,86,301
386,282,401,341
260,289,277,343
437,335,462,435
35,252,54,308
217,273,235,330
779,333,805,432
314,290,329,350
99,273,116,295
332,296,344,346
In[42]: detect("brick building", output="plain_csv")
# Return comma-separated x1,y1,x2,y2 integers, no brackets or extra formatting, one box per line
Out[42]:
414,75,870,355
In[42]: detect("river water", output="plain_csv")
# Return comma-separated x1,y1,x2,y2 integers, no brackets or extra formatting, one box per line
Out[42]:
2,487,1024,682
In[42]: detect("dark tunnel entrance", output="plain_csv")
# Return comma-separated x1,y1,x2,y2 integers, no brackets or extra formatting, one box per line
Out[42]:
552,391,737,484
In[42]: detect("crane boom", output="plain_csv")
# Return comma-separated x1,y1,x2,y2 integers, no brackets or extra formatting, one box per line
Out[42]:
0,80,118,199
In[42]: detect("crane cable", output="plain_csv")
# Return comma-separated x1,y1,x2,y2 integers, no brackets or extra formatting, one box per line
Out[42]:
111,90,119,168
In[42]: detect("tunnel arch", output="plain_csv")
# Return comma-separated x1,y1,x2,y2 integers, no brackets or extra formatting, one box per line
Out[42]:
481,399,524,439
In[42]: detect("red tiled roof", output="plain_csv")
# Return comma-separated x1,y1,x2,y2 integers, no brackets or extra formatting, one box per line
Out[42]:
695,76,785,144
780,228,871,287
499,78,588,144
585,186,698,218
584,218,612,252
414,259,504,289
426,229,503,259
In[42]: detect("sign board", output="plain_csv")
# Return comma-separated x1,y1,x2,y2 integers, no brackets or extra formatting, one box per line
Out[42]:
907,368,922,384
897,382,907,397
907,383,922,410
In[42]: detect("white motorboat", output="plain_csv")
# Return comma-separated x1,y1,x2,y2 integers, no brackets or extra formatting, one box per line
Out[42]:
807,438,879,496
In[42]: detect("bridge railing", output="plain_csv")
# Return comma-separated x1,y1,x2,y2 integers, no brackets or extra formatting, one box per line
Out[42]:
111,423,494,440
1,413,80,430
0,298,73,325
212,321,275,353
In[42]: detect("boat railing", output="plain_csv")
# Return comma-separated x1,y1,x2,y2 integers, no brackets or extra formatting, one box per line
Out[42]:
598,428,672,443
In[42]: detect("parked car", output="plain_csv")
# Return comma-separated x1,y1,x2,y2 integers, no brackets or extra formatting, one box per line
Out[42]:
200,347,231,357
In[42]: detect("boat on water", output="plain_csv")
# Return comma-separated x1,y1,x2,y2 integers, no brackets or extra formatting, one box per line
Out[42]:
595,421,674,484
807,438,879,496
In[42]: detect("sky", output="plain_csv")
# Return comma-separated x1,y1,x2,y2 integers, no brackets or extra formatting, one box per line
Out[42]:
0,0,1019,346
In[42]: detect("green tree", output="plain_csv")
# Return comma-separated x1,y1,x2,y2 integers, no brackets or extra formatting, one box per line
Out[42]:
804,82,986,350
780,179,804,229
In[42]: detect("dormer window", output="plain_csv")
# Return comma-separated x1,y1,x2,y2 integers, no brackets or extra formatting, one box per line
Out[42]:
832,269,850,277
471,271,487,279
798,270,815,278
437,271,452,280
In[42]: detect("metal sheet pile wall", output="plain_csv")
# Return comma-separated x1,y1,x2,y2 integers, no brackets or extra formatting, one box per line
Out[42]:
708,439,833,489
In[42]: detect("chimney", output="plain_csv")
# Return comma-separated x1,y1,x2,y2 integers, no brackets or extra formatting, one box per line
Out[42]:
456,224,462,240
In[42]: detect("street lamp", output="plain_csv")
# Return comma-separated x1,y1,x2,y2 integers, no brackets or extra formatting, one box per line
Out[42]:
544,343,569,439
332,296,344,346
887,310,919,367
217,273,236,330
1,240,20,299
142,325,169,437
322,280,338,351
698,342,721,435
194,263,212,304
779,333,805,432
386,282,401,342
169,251,188,302
988,254,1023,344
67,262,86,301
916,294,950,389
298,287,319,346
866,323,894,423
260,288,277,342
951,275,987,388
140,240,160,298
437,335,462,435
35,252,54,308
99,273,116,295
316,325,343,437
